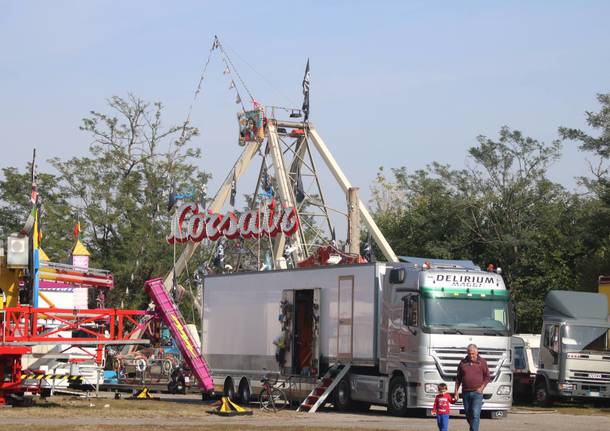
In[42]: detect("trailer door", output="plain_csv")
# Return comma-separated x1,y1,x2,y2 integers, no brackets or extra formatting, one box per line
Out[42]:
337,276,354,361
282,288,322,376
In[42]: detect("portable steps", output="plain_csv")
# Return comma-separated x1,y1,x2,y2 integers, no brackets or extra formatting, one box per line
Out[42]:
297,363,351,413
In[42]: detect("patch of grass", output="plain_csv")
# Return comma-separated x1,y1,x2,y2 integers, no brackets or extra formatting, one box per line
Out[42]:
2,397,211,418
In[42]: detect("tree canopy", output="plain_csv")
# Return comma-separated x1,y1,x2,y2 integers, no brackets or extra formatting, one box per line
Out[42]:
1,95,210,316
370,95,610,332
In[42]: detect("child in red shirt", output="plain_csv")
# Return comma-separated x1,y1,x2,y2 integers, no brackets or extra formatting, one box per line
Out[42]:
432,383,455,431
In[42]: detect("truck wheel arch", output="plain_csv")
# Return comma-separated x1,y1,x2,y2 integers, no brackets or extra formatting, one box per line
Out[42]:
390,370,405,380
534,375,553,407
534,375,550,393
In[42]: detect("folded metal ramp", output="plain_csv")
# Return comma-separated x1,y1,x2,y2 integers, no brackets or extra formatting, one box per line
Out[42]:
144,278,214,391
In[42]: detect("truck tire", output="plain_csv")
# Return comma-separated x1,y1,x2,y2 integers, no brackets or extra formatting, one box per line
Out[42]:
535,380,553,407
223,378,235,401
238,379,251,405
333,379,352,411
388,376,409,417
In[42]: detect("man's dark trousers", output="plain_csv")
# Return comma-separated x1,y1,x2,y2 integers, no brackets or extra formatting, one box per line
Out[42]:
462,391,483,431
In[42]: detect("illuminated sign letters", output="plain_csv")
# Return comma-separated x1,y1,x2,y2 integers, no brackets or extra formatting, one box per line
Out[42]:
166,200,299,244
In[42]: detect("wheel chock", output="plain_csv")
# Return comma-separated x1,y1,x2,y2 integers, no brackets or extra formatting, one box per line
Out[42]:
128,387,158,400
207,396,253,416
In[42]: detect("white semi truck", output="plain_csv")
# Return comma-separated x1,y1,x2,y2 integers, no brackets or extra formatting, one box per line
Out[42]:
201,257,513,417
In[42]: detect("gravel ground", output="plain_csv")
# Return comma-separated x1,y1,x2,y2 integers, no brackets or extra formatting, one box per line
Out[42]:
1,394,609,431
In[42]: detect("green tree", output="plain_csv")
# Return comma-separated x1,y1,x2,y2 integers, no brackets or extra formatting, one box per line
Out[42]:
371,127,583,332
51,95,209,312
0,166,74,261
370,164,473,259
559,92,610,287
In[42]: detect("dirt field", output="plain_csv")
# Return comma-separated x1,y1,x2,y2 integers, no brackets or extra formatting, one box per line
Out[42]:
1,394,609,431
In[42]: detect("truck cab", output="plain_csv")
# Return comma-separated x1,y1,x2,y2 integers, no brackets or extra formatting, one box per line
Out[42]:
535,291,610,406
380,257,514,418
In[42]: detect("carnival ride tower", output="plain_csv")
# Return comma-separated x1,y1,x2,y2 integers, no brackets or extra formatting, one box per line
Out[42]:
163,36,398,296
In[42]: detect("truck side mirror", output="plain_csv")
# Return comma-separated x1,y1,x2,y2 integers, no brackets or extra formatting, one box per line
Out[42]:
390,268,405,284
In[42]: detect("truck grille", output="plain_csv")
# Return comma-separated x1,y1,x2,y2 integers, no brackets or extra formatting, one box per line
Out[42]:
431,348,506,380
581,384,607,392
568,370,610,383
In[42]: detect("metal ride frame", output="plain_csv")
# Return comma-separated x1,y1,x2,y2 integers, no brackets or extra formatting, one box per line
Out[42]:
2,307,148,342
1,307,150,362
163,119,398,294
129,117,399,358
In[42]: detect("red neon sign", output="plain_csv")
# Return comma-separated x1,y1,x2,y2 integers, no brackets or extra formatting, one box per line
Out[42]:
166,200,299,244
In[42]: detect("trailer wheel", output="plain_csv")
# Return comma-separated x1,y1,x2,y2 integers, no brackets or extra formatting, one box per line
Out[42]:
333,379,351,411
223,378,235,401
388,376,409,417
238,379,251,405
535,380,553,407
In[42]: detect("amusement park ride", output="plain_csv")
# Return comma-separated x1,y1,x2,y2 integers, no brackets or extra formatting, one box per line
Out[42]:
0,36,399,405
0,210,150,404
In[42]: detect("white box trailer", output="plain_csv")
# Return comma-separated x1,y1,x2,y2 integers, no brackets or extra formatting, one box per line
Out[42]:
202,259,513,417
203,263,380,376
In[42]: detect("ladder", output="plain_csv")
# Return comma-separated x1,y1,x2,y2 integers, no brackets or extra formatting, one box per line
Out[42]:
297,363,351,413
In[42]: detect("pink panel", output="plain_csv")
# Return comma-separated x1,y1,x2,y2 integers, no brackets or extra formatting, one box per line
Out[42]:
144,278,213,391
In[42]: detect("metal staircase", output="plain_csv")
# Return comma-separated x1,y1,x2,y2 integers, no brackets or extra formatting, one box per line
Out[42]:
297,363,351,413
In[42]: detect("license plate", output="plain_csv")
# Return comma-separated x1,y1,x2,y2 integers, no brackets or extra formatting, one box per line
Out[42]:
589,391,600,397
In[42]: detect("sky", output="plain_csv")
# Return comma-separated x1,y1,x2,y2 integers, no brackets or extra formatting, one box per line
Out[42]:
1,1,609,240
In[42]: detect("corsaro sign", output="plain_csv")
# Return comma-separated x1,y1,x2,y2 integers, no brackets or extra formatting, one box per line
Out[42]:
166,200,299,244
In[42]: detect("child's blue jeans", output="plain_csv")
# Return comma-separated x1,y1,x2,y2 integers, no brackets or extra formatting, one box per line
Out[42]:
436,413,449,431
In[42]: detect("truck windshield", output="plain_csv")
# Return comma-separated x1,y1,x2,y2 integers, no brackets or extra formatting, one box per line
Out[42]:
561,325,610,353
423,298,510,334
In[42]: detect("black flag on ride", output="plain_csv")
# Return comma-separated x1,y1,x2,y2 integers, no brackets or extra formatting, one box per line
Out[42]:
302,59,310,121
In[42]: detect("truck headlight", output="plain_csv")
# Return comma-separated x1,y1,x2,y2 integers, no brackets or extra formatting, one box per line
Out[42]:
496,385,511,395
559,383,575,392
424,383,438,394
